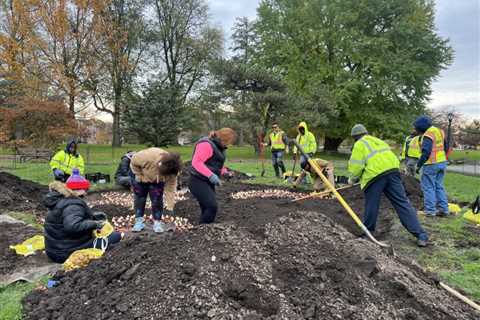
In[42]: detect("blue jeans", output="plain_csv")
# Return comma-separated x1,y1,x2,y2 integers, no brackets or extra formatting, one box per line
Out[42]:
364,172,428,241
421,162,449,215
132,180,165,220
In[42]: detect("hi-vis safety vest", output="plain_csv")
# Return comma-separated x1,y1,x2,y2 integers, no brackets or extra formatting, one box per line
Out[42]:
270,131,286,150
50,150,85,175
423,126,447,164
348,135,399,189
402,135,421,159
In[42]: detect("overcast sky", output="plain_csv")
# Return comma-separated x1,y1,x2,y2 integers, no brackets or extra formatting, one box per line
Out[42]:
208,0,480,119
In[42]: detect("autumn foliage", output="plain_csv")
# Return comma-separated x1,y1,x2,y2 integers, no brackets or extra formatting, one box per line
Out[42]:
0,98,78,148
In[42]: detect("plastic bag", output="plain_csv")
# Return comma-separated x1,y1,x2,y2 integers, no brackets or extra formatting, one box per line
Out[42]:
464,209,480,225
9,235,45,256
63,248,104,271
448,203,462,215
92,221,114,252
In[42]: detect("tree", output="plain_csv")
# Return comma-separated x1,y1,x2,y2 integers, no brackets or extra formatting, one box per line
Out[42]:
256,0,453,150
86,0,150,147
123,82,190,146
32,0,101,113
458,120,480,148
0,96,78,148
149,0,223,134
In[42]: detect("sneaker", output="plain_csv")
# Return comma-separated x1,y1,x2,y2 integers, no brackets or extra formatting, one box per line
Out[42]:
132,217,145,232
417,239,428,247
153,220,168,233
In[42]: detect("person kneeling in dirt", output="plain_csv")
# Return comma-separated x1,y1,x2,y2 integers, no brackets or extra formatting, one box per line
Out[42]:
50,138,85,182
348,124,429,247
189,128,237,224
130,148,182,233
43,181,122,263
115,151,135,189
293,158,335,192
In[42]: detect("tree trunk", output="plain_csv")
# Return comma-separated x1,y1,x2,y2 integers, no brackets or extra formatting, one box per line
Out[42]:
238,128,244,145
112,110,121,147
323,136,343,152
69,94,75,113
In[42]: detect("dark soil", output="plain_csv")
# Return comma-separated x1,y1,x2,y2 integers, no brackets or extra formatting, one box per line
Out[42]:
22,211,478,320
177,161,253,188
6,171,475,319
0,221,49,282
0,172,47,213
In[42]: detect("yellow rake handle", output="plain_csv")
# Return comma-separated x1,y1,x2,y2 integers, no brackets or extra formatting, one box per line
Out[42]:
292,140,388,248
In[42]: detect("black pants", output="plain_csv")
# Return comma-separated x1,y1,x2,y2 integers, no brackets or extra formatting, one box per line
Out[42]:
189,175,217,224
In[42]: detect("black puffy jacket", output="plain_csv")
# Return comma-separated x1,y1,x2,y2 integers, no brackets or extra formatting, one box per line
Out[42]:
43,191,98,263
115,154,132,180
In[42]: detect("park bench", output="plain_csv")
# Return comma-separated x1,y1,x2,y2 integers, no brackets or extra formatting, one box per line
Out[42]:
15,147,53,163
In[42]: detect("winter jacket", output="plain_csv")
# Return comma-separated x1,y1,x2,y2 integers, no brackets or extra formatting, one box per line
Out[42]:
43,182,99,263
348,135,399,190
115,152,134,180
130,148,177,210
293,121,317,154
50,139,85,175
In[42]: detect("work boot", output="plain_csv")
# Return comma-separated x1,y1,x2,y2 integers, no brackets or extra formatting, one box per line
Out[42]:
273,164,280,178
279,162,286,176
132,217,145,232
417,239,428,247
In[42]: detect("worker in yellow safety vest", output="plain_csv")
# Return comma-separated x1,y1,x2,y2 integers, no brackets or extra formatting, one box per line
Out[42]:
413,115,449,217
348,124,428,247
265,122,289,178
293,121,317,169
401,130,421,177
50,139,85,182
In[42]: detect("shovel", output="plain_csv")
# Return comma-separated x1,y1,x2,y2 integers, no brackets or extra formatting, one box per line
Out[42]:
287,156,298,183
291,139,392,251
284,183,360,204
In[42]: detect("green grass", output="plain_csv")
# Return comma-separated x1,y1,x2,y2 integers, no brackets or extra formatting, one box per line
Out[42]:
6,212,43,231
449,150,480,161
0,277,49,320
444,173,480,203
410,215,480,300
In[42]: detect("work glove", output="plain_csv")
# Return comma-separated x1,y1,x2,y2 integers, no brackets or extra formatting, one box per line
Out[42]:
209,174,221,186
135,175,141,183
93,211,108,221
348,176,359,185
53,169,65,179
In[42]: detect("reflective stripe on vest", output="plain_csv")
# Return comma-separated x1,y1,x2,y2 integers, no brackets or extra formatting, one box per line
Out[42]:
348,139,391,165
424,127,446,164
407,135,421,158
270,131,285,150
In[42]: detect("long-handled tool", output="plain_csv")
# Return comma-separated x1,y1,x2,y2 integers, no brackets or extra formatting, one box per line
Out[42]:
287,183,360,204
287,155,298,183
291,139,390,249
260,145,266,177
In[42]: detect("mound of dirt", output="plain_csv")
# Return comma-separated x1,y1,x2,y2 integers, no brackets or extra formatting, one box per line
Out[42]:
23,210,478,320
177,161,253,188
0,172,47,213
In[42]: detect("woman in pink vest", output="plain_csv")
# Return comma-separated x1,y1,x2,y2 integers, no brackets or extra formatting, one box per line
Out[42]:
189,128,236,223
